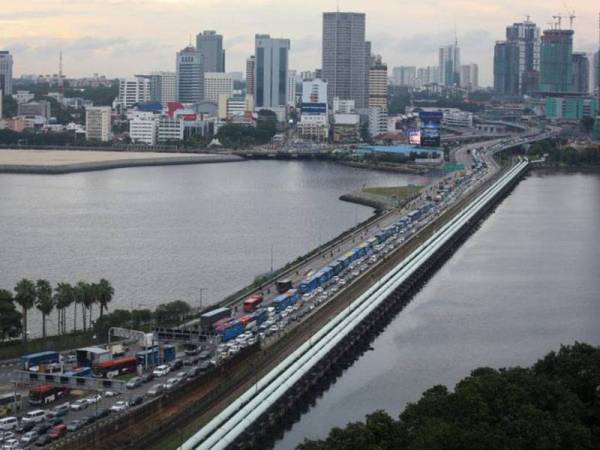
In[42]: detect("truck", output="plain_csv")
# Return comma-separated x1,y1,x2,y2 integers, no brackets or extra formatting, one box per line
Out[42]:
275,279,293,294
62,366,92,378
243,294,264,313
136,347,160,367
200,307,231,330
21,351,60,371
222,321,244,342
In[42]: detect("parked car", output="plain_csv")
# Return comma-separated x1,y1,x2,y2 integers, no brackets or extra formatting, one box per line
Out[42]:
198,351,211,360
32,422,51,435
48,424,67,439
103,390,120,398
96,409,110,419
70,399,88,411
152,365,170,377
66,419,82,432
125,377,142,389
1,438,20,449
0,417,17,431
163,378,179,390
20,430,38,445
110,401,128,413
198,361,212,372
146,384,165,397
184,345,200,356
14,421,35,434
82,415,96,426
22,410,46,424
86,394,102,404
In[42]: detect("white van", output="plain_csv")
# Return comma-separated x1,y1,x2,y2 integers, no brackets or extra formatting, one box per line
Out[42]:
0,416,18,430
22,409,46,423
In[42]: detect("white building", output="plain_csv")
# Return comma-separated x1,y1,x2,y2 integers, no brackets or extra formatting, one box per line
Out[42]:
118,77,151,109
368,106,388,137
129,117,157,145
204,72,233,103
459,64,479,91
298,114,329,141
158,117,184,142
85,106,111,142
333,97,355,114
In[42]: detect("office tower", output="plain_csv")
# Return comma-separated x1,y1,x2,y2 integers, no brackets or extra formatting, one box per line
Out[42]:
392,66,416,87
246,56,256,97
506,19,541,94
439,44,460,86
300,71,315,81
494,41,520,96
196,30,225,73
368,55,388,109
322,12,367,109
539,29,574,93
85,106,111,141
118,77,151,109
254,34,290,108
203,72,233,103
0,51,14,95
572,53,590,94
594,51,600,95
149,72,176,105
459,64,479,90
176,46,204,103
287,70,297,106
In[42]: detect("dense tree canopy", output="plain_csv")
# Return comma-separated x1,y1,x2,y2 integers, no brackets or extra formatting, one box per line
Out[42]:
298,343,600,450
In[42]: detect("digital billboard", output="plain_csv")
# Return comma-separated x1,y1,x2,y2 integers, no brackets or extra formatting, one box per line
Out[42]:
419,111,443,147
408,129,421,145
301,102,327,115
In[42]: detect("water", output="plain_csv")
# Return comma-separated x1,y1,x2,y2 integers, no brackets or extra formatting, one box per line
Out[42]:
0,160,430,337
275,170,600,449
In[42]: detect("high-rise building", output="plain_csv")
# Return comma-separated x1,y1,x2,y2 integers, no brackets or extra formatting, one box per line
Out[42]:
254,34,290,108
392,66,416,87
439,44,460,86
118,77,151,109
0,51,14,95
494,41,520,96
459,64,479,91
85,106,111,142
572,53,590,94
539,29,574,93
246,56,256,97
506,20,541,94
148,72,176,105
287,70,297,106
416,66,440,87
176,46,204,103
368,55,388,109
322,12,367,109
196,30,225,73
594,51,600,95
204,72,233,103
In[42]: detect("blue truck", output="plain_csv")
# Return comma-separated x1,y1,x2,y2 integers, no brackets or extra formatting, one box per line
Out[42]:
223,321,244,342
21,351,60,370
136,347,160,367
253,308,268,325
163,345,176,363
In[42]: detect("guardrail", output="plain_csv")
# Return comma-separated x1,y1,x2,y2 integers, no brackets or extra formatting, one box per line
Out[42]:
12,370,127,393
181,159,530,449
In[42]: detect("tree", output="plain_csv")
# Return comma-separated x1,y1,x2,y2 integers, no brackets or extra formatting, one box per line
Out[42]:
14,279,36,344
54,282,74,335
75,281,90,331
0,289,22,342
1,96,18,118
580,117,595,134
96,279,114,319
35,279,54,340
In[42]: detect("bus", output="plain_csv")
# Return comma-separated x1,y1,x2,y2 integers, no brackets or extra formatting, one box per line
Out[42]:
28,385,69,406
243,294,264,313
0,392,21,417
93,356,138,378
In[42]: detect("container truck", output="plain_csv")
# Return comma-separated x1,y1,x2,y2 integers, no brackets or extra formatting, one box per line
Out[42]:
21,351,60,371
136,347,160,367
222,321,244,342
200,307,231,330
275,279,293,294
163,345,176,363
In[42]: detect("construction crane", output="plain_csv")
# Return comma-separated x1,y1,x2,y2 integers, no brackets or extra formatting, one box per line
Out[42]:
552,14,563,30
561,0,576,29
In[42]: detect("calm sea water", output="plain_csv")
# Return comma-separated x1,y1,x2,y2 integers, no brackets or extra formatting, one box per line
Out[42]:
274,170,600,449
0,160,430,337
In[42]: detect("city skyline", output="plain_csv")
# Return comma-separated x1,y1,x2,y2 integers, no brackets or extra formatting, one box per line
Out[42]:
1,1,598,86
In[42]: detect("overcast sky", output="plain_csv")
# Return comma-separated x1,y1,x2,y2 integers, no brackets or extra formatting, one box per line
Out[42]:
1,0,598,86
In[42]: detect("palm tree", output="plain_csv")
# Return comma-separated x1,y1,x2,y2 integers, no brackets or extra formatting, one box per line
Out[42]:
35,279,54,340
97,279,114,319
14,279,36,344
0,289,22,342
54,283,74,335
86,283,99,328
75,281,89,332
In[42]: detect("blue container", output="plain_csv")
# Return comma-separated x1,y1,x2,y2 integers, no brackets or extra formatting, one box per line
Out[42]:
163,345,176,363
253,309,268,325
223,322,244,342
21,351,60,370
136,347,160,367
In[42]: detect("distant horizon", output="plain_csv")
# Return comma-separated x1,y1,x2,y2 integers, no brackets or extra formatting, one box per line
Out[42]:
1,1,599,86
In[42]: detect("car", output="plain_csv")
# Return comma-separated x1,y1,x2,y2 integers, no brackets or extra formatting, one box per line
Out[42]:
70,399,88,411
81,415,96,426
103,390,120,398
86,394,102,404
14,421,35,434
34,434,52,447
20,430,38,445
125,377,142,389
32,423,51,435
66,420,82,432
110,401,128,413
152,365,170,377
198,361,212,372
1,438,20,449
52,402,71,417
0,417,17,431
170,360,183,371
22,410,46,424
0,431,16,441
184,345,200,356
269,324,279,334
48,424,67,439
164,378,179,390
46,417,63,427
147,384,165,397
140,372,155,383
130,396,143,407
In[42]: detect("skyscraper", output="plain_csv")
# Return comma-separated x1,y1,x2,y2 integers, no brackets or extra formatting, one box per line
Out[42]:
196,30,225,73
539,29,574,93
204,72,233,103
148,72,177,105
506,20,541,94
322,12,367,109
368,55,387,109
572,53,589,94
459,64,479,91
0,51,14,95
439,44,460,86
246,56,256,98
254,34,290,108
118,77,151,109
594,51,600,95
392,66,416,87
494,41,520,96
176,46,204,103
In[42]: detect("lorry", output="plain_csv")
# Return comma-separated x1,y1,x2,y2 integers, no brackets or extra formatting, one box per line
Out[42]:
275,279,293,294
21,351,60,371
200,307,231,330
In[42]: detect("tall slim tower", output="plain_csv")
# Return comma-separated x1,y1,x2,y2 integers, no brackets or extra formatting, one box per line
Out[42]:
322,12,367,108
196,30,225,73
539,28,574,93
176,46,204,103
439,44,460,86
254,34,290,108
0,51,14,96
246,56,256,98
506,19,541,94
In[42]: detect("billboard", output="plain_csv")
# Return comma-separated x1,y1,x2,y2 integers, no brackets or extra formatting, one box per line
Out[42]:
301,102,327,115
408,129,421,145
419,111,443,147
